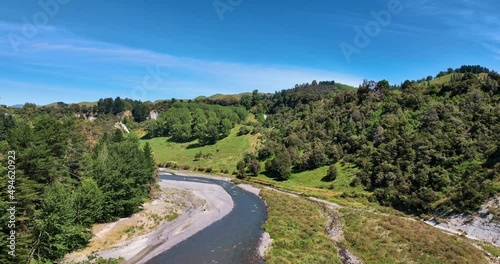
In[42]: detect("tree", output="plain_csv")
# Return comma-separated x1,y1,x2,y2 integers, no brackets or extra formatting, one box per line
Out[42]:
0,114,16,140
237,161,246,179
34,182,91,261
402,80,413,90
252,89,259,106
143,142,156,169
323,165,338,182
240,94,252,109
75,178,105,226
376,80,390,91
112,129,124,142
132,102,149,122
112,97,125,115
266,149,292,180
306,143,328,170
248,159,261,176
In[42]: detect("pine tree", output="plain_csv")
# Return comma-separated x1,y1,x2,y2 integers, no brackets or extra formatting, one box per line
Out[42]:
75,178,105,226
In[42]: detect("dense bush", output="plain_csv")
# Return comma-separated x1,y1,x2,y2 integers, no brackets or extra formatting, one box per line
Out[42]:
259,69,499,215
146,102,248,144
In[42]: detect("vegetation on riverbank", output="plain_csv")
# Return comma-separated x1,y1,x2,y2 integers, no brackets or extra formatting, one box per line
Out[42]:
260,189,341,264
259,186,491,263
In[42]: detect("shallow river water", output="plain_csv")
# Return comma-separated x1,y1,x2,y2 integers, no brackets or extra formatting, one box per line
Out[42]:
146,174,267,264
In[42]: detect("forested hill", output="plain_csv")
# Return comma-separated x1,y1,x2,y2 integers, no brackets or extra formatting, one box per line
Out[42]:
257,70,499,215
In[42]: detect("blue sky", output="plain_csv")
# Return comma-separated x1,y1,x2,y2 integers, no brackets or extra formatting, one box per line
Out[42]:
0,0,499,105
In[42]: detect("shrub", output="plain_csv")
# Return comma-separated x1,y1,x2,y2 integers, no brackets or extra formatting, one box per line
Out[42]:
350,176,361,187
182,165,190,170
238,126,251,136
258,146,273,160
248,160,261,176
265,150,292,180
205,167,213,173
323,165,338,182
197,167,205,172
236,172,246,179
194,151,203,161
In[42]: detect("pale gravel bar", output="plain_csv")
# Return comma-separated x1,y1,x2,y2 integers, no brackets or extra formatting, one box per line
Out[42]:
97,179,234,263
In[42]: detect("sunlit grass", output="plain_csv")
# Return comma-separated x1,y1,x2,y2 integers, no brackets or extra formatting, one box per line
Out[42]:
479,242,500,257
341,208,489,264
261,189,341,264
140,125,258,173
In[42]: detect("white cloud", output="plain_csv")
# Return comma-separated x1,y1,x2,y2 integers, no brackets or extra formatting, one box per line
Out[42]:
0,21,362,105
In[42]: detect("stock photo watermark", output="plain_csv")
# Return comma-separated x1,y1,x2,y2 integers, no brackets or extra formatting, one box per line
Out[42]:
6,0,71,53
340,0,403,63
213,0,243,21
130,65,168,101
6,151,16,257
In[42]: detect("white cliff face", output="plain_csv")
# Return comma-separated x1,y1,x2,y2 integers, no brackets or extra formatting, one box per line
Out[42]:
150,110,159,120
426,196,500,246
114,122,130,133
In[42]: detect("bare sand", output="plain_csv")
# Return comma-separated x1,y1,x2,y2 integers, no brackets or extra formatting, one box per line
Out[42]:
63,179,234,263
237,184,261,196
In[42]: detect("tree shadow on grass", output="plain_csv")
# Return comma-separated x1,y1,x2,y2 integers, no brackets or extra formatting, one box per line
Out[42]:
186,141,216,149
262,170,288,182
140,133,153,140
320,175,334,182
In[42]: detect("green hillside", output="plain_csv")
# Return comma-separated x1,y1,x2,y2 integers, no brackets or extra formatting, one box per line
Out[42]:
45,101,97,107
425,72,489,85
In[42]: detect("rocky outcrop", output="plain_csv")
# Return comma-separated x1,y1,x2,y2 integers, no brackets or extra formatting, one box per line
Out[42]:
426,196,500,246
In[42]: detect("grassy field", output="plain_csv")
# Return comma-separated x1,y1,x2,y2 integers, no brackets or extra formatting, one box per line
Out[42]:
194,92,253,102
76,101,98,107
260,189,341,264
340,209,489,264
479,242,500,258
139,125,259,173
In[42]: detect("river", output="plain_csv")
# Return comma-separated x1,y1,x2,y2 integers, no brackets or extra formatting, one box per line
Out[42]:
146,174,267,264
